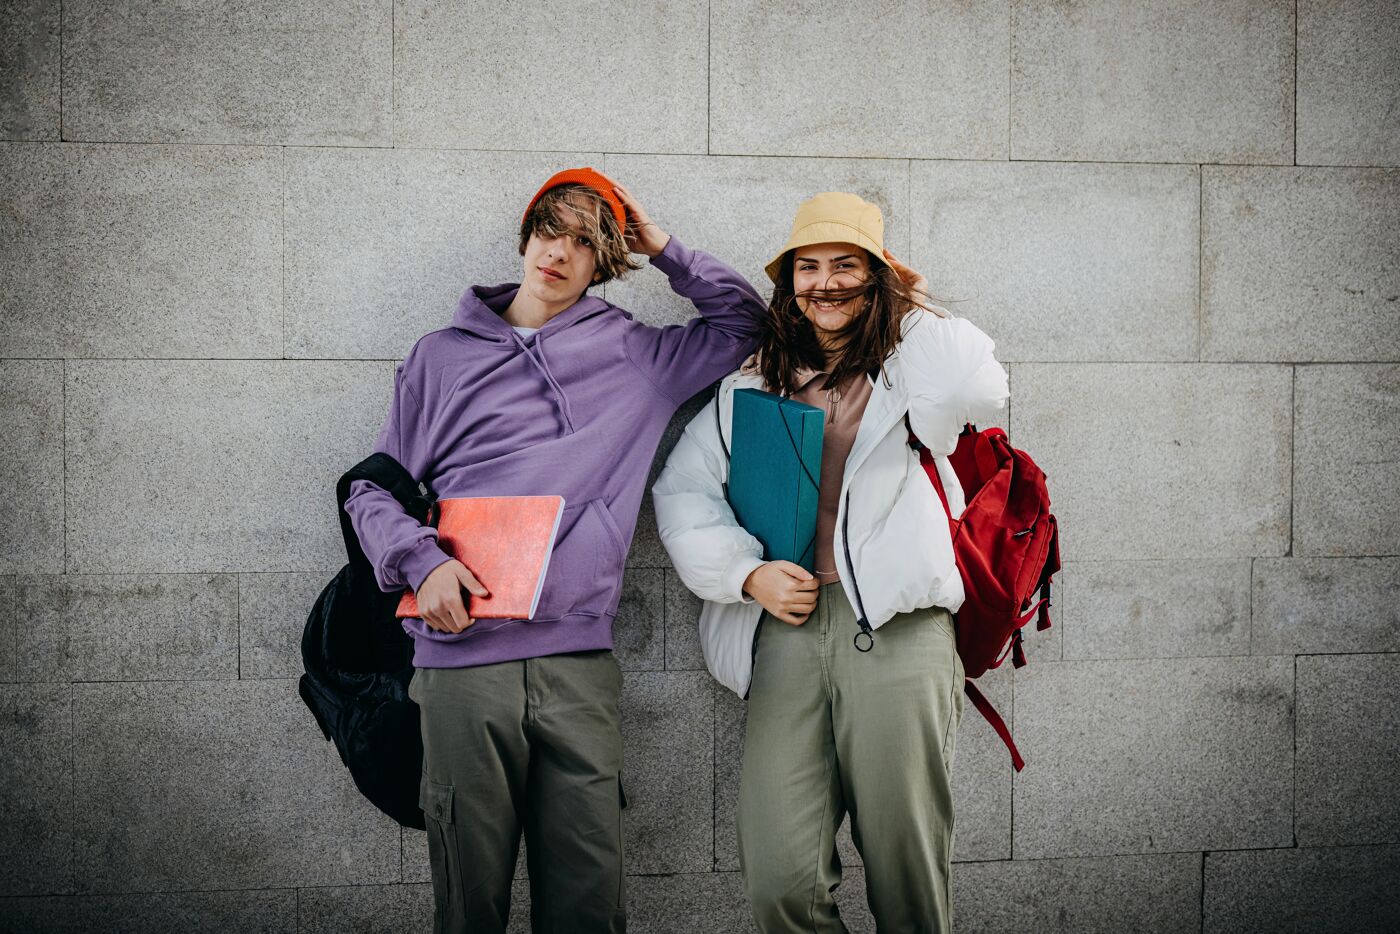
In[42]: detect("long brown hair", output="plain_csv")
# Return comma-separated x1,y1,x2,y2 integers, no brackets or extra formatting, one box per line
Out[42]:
756,249,936,396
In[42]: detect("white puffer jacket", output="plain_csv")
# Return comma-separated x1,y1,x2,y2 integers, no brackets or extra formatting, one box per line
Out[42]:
652,309,1009,697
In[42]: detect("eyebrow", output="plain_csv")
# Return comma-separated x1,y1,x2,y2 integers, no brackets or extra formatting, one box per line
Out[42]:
795,254,861,264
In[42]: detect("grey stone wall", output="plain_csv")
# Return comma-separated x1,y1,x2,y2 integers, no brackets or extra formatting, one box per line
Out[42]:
2,1,1397,931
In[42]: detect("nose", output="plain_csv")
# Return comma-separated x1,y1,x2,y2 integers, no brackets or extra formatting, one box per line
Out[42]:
545,234,572,261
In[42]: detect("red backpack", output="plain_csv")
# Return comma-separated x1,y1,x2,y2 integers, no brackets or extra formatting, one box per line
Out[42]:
912,424,1061,771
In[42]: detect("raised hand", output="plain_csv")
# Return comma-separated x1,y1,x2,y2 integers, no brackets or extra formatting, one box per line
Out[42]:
612,183,672,258
882,248,929,302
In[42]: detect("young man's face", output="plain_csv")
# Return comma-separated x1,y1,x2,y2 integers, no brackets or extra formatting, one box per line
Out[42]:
520,199,601,312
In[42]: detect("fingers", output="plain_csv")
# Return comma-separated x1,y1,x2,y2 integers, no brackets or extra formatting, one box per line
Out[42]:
612,185,647,223
774,560,815,582
457,566,489,598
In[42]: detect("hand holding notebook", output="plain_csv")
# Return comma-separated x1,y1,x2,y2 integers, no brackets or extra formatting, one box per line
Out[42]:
397,495,565,621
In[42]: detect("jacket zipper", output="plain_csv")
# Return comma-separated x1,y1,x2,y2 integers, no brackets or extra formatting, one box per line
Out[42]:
841,488,875,652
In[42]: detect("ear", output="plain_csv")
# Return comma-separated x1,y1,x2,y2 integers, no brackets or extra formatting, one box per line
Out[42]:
592,272,603,283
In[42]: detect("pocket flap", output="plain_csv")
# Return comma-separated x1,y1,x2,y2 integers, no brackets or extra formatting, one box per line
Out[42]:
418,778,454,825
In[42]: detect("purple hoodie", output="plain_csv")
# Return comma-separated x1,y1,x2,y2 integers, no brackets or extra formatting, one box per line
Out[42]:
344,237,764,668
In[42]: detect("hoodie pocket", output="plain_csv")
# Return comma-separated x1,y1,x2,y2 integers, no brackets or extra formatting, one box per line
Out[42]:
531,498,626,621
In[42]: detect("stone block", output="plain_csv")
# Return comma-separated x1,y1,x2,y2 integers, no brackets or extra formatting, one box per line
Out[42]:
1252,557,1400,655
297,884,433,934
1011,0,1294,164
72,679,400,892
615,568,664,671
627,871,757,934
62,0,391,145
239,572,330,679
0,684,71,896
0,143,63,356
602,154,908,330
1296,653,1400,846
910,161,1199,362
0,360,63,573
65,360,392,573
620,671,713,874
1011,364,1292,559
953,853,1201,934
1013,657,1294,858
1059,560,1251,660
0,577,14,680
953,667,1014,861
1297,0,1400,166
1,144,283,359
664,569,706,671
395,0,705,153
0,890,297,933
284,147,596,360
710,0,1008,159
714,684,745,871
14,574,239,681
1202,167,1400,362
0,0,60,139
1295,365,1400,556
1204,844,1400,934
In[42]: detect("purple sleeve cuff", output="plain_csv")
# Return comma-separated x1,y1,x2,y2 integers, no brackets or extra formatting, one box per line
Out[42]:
400,538,453,593
648,235,695,279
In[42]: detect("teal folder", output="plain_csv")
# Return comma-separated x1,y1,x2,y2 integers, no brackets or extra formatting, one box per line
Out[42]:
728,388,825,572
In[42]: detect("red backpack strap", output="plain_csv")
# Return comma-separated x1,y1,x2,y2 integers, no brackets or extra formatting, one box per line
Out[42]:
965,681,1025,772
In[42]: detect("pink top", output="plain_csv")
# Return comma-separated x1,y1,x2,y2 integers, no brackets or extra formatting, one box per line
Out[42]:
791,367,874,583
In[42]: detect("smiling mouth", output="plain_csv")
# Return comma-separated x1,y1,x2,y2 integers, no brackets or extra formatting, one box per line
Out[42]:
811,299,849,310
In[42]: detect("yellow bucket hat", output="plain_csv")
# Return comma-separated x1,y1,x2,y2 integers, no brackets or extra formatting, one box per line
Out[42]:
764,191,891,283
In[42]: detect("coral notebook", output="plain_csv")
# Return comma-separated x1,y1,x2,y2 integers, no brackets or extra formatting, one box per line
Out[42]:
395,496,565,621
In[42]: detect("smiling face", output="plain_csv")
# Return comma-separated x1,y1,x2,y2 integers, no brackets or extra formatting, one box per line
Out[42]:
519,196,602,316
791,242,874,345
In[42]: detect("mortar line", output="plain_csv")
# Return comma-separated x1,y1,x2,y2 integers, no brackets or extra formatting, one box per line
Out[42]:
1291,654,1298,847
1289,366,1296,556
705,0,716,155
68,677,76,892
1006,1,1013,159
1293,0,1299,166
1197,166,1204,361
236,574,243,680
62,358,67,572
1199,850,1207,934
58,0,64,139
1247,558,1255,655
391,0,397,148
281,147,288,359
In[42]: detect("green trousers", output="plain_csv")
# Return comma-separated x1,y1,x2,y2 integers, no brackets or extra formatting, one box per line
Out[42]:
737,582,965,934
409,651,626,934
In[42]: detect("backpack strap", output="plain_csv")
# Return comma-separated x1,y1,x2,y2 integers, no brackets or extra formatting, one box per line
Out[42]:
334,453,436,565
965,681,1025,772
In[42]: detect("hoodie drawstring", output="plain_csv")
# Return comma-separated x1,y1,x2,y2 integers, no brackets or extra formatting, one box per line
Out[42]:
508,330,577,433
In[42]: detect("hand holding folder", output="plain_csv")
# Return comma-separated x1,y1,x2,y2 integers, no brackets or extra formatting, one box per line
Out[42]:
397,496,565,621
726,388,825,572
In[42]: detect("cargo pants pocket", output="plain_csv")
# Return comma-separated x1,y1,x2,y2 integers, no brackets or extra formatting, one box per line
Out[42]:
420,778,461,926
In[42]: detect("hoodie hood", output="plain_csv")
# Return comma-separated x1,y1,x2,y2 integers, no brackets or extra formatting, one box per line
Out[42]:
451,282,614,341
449,283,618,434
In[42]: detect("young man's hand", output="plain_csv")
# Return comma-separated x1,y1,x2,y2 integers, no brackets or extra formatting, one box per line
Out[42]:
613,183,671,258
416,560,490,633
743,561,819,625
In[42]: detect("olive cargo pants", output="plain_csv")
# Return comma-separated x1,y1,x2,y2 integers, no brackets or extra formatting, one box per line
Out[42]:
410,651,626,934
738,582,965,933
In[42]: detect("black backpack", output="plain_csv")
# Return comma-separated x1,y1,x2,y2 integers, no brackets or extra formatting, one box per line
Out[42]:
298,452,434,830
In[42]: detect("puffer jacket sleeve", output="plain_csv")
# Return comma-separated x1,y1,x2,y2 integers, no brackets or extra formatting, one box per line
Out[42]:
652,394,766,604
900,310,1009,457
